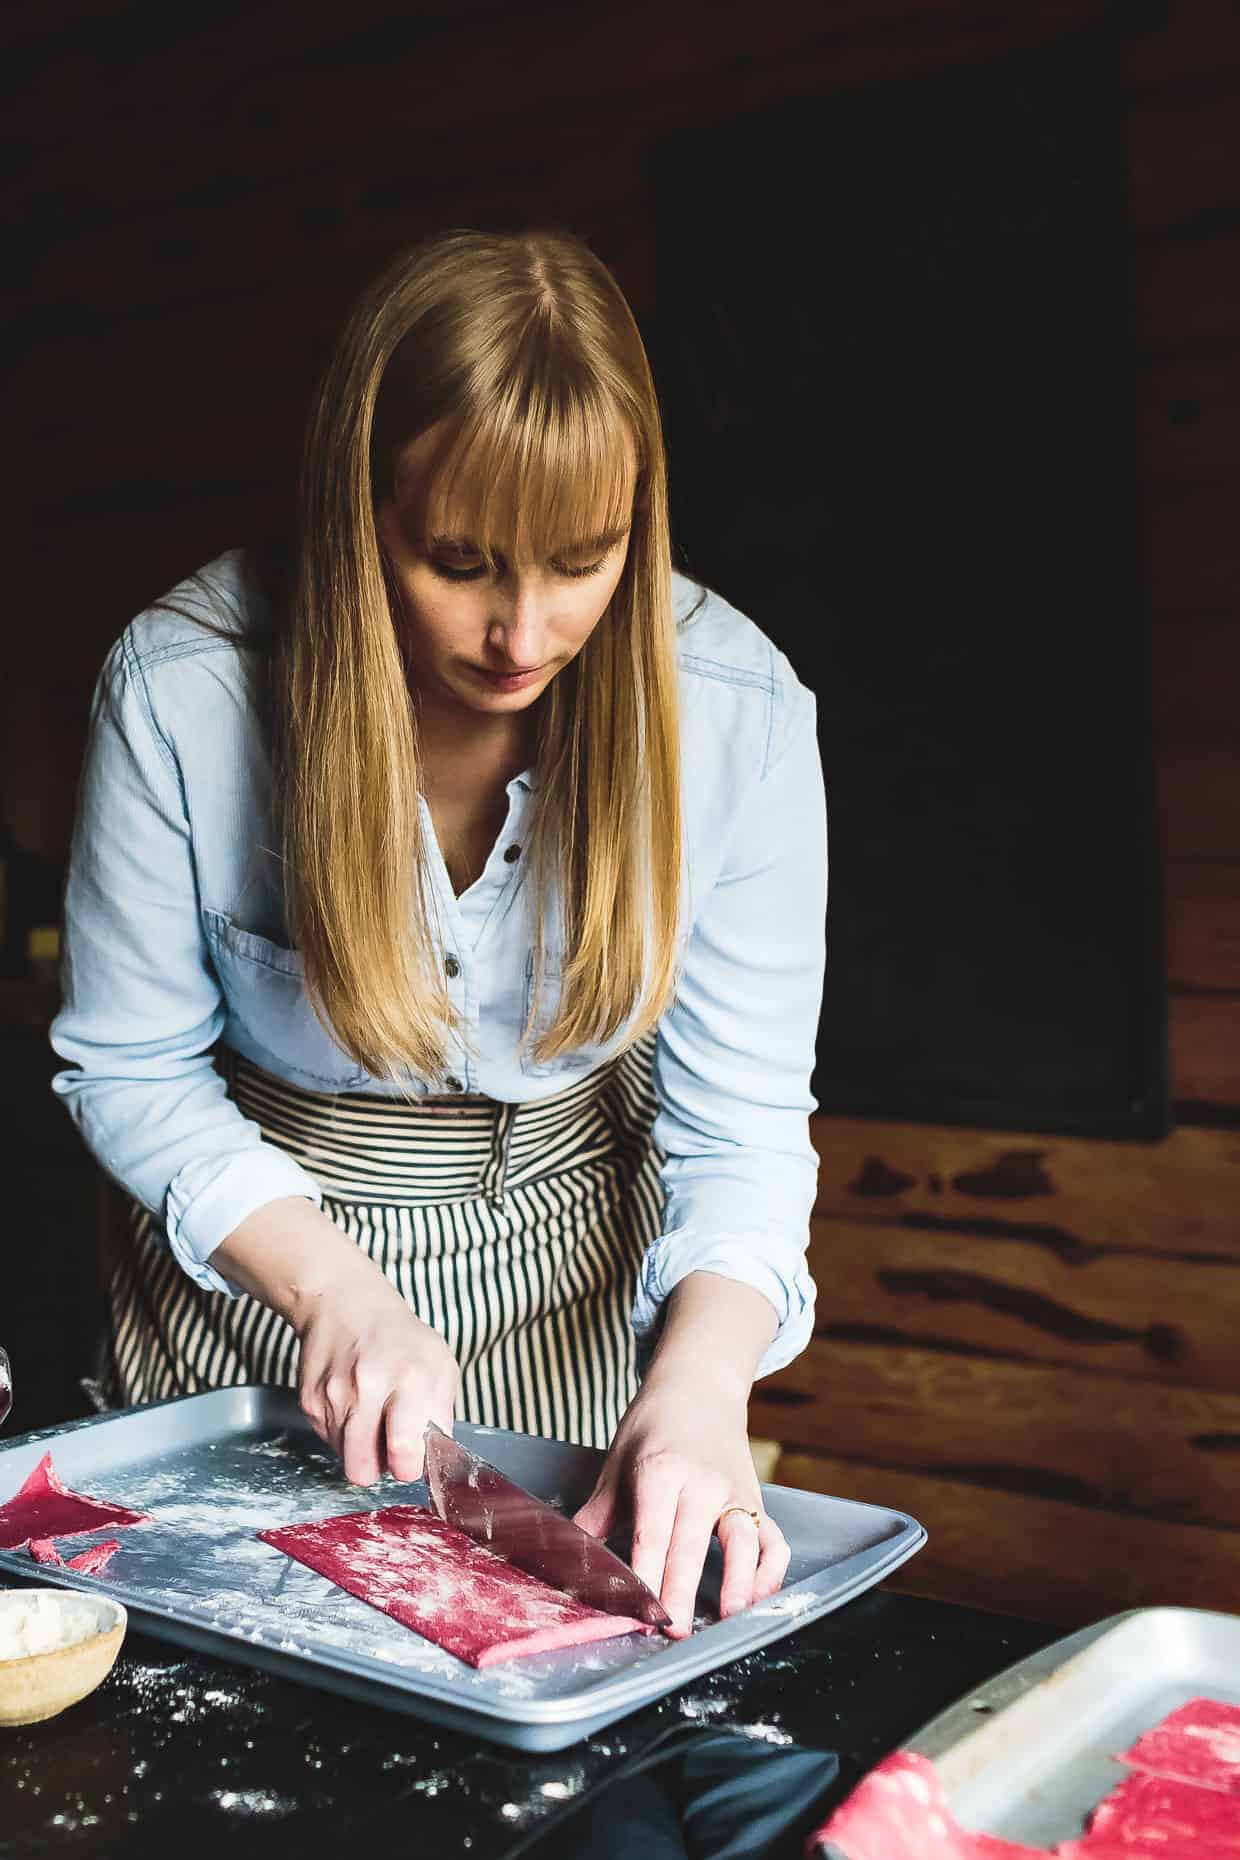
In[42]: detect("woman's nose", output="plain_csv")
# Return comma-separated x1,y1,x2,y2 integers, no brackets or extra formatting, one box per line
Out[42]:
488,577,552,666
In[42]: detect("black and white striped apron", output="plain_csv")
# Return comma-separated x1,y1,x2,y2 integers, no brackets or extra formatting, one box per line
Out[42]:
100,1032,664,1450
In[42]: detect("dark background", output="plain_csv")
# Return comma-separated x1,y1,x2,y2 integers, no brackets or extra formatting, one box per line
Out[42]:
3,11,1177,1148
651,23,1163,1137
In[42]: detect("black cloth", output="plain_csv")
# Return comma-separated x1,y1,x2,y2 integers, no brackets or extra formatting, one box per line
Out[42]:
513,1723,840,1860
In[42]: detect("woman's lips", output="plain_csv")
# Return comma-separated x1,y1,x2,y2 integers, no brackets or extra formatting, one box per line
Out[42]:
471,663,545,691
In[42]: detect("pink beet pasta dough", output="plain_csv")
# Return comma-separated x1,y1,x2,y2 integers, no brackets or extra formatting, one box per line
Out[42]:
0,1453,148,1550
257,1504,659,1668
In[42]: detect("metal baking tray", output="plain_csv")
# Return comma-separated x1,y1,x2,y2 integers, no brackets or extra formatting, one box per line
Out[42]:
0,1387,924,1752
827,1606,1240,1851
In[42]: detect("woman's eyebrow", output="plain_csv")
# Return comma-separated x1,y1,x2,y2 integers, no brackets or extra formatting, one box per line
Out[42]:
557,523,631,556
429,524,630,557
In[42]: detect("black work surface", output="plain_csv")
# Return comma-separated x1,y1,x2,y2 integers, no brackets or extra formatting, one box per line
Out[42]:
0,1588,1055,1858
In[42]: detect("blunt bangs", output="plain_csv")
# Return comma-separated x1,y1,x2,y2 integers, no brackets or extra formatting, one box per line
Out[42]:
409,385,639,571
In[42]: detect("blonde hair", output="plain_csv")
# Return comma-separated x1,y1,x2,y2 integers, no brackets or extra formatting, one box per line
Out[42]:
272,227,683,1082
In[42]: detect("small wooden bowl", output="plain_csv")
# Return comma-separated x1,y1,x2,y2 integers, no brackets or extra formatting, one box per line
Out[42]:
0,1588,127,1727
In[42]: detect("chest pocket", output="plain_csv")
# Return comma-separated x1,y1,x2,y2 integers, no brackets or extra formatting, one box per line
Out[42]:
521,945,618,1079
204,910,369,1090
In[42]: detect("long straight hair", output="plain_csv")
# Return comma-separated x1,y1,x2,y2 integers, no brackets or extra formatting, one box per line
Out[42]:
270,227,683,1082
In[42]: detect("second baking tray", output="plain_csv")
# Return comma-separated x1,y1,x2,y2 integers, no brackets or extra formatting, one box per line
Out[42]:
0,1387,925,1752
905,1605,1240,1848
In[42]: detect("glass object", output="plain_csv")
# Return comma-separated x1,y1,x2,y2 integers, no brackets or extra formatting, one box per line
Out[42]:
0,1347,10,1427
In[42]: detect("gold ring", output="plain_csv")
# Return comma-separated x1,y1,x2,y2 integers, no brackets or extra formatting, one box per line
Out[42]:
717,1504,762,1529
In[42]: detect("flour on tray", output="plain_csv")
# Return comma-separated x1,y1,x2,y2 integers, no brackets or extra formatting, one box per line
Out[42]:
749,1587,820,1619
36,1432,671,1701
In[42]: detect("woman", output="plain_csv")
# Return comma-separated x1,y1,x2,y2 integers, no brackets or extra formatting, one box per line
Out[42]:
51,227,827,1636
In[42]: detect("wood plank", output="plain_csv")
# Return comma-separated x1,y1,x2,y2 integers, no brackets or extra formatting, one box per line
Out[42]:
12,0,1209,212
18,133,651,342
9,0,1104,223
802,1213,1240,1389
748,1438,783,1483
14,218,637,437
7,2,601,154
778,1450,1240,1624
757,1340,1240,1527
1121,0,1240,95
1152,611,1240,736
1124,83,1239,237
1157,742,1240,859
1170,993,1240,1108
1137,350,1240,486
34,0,1222,121
808,1116,1240,1258
1165,857,1240,992
1133,233,1240,358
1143,479,1240,615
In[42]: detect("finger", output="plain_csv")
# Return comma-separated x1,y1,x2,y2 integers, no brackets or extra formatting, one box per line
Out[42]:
381,1389,431,1483
717,1509,763,1618
320,1373,357,1464
628,1463,681,1611
298,1381,331,1448
297,1350,335,1450
340,1401,385,1487
431,1363,461,1437
659,1493,719,1639
754,1516,793,1599
572,1467,621,1541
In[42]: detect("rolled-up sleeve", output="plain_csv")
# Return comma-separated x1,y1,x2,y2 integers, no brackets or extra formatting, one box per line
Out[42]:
633,669,828,1379
50,635,322,1295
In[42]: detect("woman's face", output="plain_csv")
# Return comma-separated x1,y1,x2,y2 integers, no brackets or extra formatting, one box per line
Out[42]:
375,428,633,723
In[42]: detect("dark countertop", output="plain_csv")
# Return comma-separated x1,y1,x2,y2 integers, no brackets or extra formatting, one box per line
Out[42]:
0,1586,1057,1858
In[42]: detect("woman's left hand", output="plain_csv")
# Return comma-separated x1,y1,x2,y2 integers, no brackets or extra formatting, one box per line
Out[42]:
572,1366,791,1638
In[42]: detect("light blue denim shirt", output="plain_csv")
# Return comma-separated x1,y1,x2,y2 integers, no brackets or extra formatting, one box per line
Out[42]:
51,551,828,1378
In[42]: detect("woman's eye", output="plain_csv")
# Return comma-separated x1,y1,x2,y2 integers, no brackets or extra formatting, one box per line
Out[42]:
428,555,607,583
553,558,607,580
431,559,488,582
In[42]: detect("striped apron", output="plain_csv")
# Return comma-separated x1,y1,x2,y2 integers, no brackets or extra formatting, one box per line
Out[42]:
100,1032,665,1450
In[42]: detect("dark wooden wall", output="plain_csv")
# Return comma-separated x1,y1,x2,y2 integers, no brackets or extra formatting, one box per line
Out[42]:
748,1,1240,1623
3,2,1238,1618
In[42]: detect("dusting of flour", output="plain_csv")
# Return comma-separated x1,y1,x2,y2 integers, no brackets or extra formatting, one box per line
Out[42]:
12,1424,825,1727
72,1429,665,1704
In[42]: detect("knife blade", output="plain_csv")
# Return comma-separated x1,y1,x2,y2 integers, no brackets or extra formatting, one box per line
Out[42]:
423,1423,671,1629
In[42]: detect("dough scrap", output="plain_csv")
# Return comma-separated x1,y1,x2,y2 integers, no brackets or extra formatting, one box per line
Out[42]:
28,1536,122,1575
807,1750,1049,1858
809,1701,1240,1859
1118,1698,1240,1797
1083,1768,1240,1856
0,1453,149,1550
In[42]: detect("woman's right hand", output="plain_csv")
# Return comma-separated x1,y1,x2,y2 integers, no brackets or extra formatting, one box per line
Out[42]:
208,1195,460,1486
294,1257,460,1486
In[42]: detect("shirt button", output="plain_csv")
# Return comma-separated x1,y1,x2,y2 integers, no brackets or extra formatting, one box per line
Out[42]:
445,955,460,978
503,844,521,864
443,1075,465,1093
